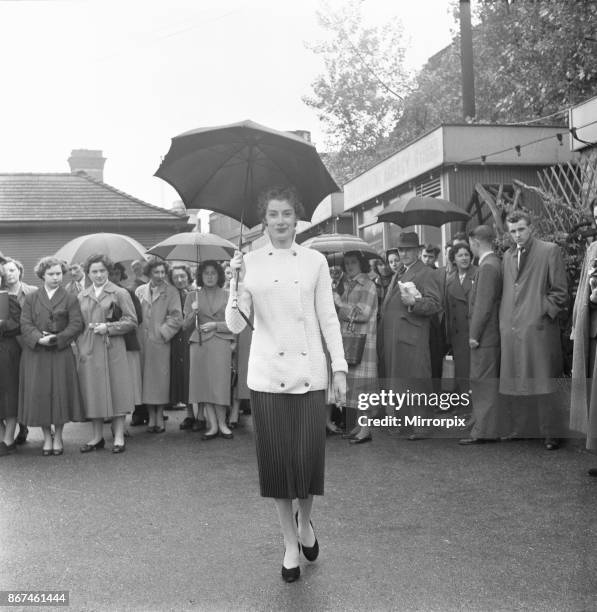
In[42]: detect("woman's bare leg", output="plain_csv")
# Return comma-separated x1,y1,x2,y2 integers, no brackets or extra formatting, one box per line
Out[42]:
274,498,300,569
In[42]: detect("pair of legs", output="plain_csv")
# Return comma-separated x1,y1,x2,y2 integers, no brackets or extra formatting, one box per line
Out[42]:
147,405,164,430
0,417,17,446
41,424,64,452
274,495,316,569
87,416,125,446
203,403,232,436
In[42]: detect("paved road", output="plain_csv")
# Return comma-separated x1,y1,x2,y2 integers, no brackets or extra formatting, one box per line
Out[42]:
1,411,596,612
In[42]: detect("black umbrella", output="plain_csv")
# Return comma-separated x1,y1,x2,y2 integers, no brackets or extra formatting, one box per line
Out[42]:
154,119,339,231
377,196,470,227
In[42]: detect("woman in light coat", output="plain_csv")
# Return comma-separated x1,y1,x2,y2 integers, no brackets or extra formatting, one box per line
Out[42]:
135,259,182,433
334,251,378,444
78,255,137,453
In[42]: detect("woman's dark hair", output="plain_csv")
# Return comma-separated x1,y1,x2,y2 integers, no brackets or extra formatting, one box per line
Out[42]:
111,262,128,281
2,257,25,281
341,251,371,274
385,249,399,262
169,263,193,285
257,185,306,222
196,260,225,288
84,253,114,275
448,243,473,263
34,256,67,280
144,257,170,277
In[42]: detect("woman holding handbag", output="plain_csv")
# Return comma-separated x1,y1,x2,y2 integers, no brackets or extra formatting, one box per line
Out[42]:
334,251,378,444
18,256,84,456
77,254,138,454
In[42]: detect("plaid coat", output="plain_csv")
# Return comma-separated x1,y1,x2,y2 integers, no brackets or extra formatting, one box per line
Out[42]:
334,273,378,408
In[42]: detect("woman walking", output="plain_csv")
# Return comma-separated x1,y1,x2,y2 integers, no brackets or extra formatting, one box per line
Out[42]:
226,186,347,582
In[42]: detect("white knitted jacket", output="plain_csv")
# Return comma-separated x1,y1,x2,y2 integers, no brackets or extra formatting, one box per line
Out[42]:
225,241,348,394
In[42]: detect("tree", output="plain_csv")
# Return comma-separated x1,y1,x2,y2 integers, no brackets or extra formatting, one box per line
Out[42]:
393,1,597,145
303,0,409,183
306,0,597,183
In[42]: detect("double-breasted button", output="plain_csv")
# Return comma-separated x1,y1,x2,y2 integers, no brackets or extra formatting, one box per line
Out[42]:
294,280,298,284
300,351,307,356
274,280,279,283
280,383,285,388
304,382,309,387
293,253,297,257
279,351,284,356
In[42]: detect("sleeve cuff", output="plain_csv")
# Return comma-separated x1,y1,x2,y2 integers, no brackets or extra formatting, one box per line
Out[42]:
331,358,349,373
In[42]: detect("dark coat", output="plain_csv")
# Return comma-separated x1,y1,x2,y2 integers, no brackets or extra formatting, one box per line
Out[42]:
499,238,568,395
18,287,84,426
445,266,477,382
468,252,503,439
0,295,21,418
377,260,441,381
469,252,502,348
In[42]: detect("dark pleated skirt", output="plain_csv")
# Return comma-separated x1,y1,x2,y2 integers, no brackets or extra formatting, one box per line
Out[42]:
250,390,326,499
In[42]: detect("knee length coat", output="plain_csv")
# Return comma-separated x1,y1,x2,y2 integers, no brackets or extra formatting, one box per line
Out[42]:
333,272,377,407
499,238,568,395
18,287,84,426
377,260,441,382
135,282,182,404
445,266,477,382
77,282,138,418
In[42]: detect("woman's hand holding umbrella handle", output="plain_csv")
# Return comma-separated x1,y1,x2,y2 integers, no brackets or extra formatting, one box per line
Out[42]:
230,250,244,297
332,371,347,407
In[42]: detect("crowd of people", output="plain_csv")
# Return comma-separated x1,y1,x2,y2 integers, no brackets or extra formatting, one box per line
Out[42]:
0,252,245,456
1,208,597,477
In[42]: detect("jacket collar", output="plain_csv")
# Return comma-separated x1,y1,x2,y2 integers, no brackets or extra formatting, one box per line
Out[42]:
38,285,67,310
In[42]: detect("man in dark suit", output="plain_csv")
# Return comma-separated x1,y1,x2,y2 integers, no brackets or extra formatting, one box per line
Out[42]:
499,211,568,450
64,263,91,295
459,225,502,445
378,232,441,439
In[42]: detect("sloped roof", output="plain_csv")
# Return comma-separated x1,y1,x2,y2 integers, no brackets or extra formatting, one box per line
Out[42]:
0,172,187,222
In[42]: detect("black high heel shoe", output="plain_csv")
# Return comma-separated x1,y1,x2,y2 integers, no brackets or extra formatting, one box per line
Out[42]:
281,564,300,583
80,438,105,453
295,511,319,562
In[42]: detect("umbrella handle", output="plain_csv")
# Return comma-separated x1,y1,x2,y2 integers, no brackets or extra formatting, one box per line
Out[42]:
231,269,253,331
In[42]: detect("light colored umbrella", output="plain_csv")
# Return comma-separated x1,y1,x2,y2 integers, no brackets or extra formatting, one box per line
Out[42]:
376,196,470,227
54,233,147,264
146,232,236,263
302,234,380,258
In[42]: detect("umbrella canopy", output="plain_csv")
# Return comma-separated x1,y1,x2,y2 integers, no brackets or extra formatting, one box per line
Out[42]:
376,196,470,227
146,232,236,263
301,234,380,260
54,233,147,265
154,120,339,230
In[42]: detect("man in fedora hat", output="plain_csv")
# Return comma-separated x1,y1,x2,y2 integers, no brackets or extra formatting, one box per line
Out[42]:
378,231,441,438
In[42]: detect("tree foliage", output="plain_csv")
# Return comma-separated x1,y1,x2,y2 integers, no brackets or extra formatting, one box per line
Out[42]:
303,0,409,183
306,0,597,184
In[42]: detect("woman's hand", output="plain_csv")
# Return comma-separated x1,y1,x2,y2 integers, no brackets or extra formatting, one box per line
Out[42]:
38,333,57,346
91,323,108,335
228,250,244,294
332,371,347,407
200,321,217,333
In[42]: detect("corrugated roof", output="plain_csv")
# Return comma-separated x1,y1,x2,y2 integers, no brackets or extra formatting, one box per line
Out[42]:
0,173,187,222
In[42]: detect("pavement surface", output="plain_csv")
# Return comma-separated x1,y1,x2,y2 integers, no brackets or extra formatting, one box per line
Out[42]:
1,410,597,612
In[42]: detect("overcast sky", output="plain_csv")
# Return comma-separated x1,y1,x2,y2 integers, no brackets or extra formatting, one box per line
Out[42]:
0,0,455,208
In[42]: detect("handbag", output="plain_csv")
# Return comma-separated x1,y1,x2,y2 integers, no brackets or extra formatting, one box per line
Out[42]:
341,314,366,367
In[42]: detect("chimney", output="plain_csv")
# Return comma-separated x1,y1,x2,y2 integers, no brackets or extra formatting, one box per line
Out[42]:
68,149,106,182
459,0,476,121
